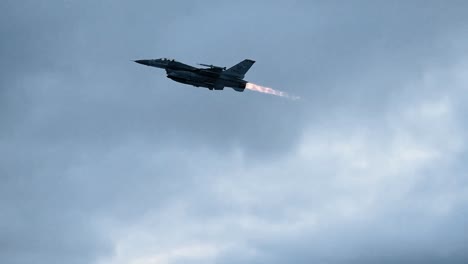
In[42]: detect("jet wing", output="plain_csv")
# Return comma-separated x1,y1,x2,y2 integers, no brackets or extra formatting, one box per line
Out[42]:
192,68,223,78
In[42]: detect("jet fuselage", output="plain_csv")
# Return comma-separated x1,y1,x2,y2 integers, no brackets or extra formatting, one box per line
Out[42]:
134,58,255,92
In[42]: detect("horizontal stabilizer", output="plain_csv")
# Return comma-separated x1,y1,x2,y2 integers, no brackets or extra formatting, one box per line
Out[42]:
233,87,245,92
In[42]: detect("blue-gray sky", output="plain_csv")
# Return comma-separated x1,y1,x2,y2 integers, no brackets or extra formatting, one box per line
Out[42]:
1,1,468,264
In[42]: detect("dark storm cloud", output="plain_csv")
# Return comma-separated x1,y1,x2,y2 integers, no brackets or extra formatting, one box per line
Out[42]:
1,1,468,264
2,0,306,159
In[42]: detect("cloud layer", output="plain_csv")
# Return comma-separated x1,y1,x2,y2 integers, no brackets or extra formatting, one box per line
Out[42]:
1,1,468,264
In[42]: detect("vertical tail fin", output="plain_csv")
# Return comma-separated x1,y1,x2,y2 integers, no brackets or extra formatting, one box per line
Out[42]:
224,59,255,78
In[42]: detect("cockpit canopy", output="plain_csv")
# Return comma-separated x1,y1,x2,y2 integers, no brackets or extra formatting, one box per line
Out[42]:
159,58,175,62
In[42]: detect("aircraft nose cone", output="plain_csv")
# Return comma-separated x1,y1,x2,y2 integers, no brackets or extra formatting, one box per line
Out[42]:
134,59,150,66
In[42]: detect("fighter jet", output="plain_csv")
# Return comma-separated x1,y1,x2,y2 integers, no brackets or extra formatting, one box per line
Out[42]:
134,58,255,92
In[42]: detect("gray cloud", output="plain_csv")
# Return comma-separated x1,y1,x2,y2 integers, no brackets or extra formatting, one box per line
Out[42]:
1,1,468,264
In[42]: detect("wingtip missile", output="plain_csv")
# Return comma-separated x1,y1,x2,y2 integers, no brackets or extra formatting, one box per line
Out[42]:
197,63,226,70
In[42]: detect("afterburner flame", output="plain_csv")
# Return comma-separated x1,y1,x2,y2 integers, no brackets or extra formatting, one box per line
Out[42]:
245,83,300,100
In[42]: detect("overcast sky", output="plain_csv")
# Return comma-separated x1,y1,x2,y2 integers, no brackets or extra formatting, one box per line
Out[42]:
1,1,468,264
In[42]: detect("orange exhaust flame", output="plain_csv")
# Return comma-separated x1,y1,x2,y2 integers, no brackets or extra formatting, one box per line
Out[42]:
245,83,300,100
